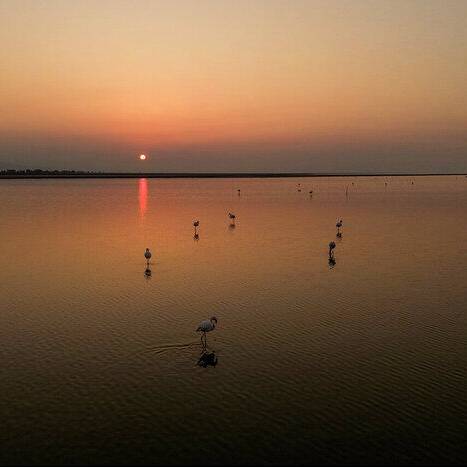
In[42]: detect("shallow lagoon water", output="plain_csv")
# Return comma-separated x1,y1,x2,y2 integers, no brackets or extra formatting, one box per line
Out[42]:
1,176,466,464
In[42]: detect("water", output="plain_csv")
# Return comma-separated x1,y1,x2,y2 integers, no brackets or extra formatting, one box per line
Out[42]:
1,176,466,465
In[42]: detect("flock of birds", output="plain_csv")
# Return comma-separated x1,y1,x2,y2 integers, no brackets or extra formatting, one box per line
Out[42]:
139,176,464,366
142,183,347,358
139,176,454,366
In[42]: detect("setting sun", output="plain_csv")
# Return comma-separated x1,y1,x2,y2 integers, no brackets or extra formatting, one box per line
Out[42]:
139,154,146,161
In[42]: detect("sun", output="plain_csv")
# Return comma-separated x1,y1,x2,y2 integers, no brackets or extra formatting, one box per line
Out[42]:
139,154,147,161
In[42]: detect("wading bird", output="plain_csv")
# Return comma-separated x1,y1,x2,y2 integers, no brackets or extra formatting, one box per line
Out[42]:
336,219,343,237
196,316,218,344
193,220,200,234
329,241,336,258
144,248,152,265
228,212,236,225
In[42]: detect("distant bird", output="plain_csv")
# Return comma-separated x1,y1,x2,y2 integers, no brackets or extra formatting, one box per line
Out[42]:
237,189,241,195
144,267,152,278
309,190,313,195
329,241,336,258
144,248,152,265
193,220,200,228
228,212,236,224
196,316,218,343
336,218,343,237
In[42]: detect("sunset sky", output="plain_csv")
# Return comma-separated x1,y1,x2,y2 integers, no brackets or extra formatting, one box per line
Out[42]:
1,0,466,173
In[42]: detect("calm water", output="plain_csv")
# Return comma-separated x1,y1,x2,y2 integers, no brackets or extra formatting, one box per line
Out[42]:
1,176,466,465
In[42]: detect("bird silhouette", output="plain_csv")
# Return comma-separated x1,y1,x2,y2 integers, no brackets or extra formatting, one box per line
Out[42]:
228,212,236,225
196,316,218,344
329,241,336,258
336,218,343,237
144,248,152,266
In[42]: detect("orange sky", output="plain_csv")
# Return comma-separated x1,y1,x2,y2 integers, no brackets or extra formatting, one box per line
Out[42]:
1,0,467,172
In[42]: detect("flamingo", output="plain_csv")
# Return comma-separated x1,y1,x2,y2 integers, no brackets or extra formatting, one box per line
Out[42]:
193,220,200,234
228,212,236,225
328,241,336,258
336,218,343,237
144,248,152,265
237,189,241,195
196,316,218,343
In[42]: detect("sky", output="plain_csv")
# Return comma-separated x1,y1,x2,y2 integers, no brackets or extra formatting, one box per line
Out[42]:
1,0,466,173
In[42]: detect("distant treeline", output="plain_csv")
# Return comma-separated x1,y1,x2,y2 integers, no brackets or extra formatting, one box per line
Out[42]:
1,169,92,175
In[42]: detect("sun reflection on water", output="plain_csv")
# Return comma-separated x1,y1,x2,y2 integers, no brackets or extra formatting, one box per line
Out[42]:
138,178,148,219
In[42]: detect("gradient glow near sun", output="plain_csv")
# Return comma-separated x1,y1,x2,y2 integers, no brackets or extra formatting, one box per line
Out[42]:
139,154,146,161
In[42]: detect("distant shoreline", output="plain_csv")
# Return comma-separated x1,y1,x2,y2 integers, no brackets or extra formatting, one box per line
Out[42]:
1,172,466,180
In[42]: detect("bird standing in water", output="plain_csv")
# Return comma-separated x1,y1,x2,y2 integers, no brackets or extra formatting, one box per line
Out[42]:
196,316,218,344
329,241,336,259
144,248,152,266
228,212,236,225
336,219,343,237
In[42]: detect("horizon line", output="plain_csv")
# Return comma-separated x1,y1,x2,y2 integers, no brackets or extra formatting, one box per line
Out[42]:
1,170,466,179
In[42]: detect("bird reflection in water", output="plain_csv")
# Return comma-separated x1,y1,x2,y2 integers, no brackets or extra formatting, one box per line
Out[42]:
144,266,152,279
197,346,218,368
193,232,199,241
328,256,336,268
